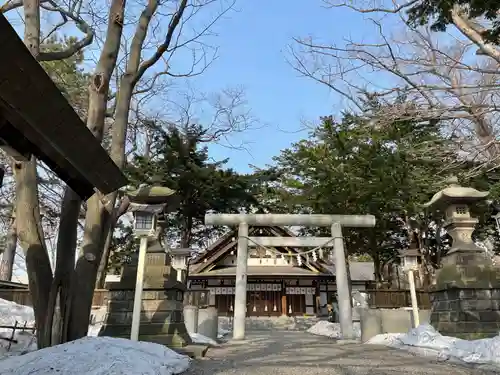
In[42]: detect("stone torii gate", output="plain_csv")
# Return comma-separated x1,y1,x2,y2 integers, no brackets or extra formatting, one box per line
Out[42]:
205,213,376,340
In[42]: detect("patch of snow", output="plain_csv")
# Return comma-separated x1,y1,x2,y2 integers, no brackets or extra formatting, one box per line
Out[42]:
88,306,107,337
306,320,361,339
0,299,37,357
0,336,191,375
217,327,230,339
0,298,106,358
0,299,34,326
367,324,500,367
189,332,218,346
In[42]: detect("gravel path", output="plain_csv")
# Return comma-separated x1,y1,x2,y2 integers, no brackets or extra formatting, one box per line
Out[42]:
185,331,499,375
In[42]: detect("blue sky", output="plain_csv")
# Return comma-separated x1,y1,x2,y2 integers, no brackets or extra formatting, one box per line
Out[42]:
183,1,368,173
6,0,370,174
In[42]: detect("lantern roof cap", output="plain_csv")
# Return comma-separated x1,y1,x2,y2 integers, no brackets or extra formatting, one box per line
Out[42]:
129,203,166,214
422,176,489,209
125,184,177,205
170,248,192,256
398,247,421,258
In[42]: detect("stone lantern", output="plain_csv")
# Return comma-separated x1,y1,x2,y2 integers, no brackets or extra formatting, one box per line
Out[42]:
423,176,489,264
398,235,422,327
423,176,500,339
491,203,500,236
100,185,203,353
170,248,192,283
399,248,420,271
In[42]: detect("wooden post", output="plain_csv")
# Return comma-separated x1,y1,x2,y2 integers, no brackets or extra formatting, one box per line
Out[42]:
281,294,287,316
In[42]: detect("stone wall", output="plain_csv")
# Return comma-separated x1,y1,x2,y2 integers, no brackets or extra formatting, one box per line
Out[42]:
430,287,500,339
359,308,431,342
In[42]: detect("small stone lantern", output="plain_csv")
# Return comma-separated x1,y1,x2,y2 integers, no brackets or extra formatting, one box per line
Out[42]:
399,248,420,271
170,248,191,283
130,203,165,238
399,238,422,327
491,203,500,236
423,177,500,339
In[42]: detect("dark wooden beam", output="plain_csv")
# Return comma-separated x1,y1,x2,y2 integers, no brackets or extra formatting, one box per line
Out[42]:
0,14,127,200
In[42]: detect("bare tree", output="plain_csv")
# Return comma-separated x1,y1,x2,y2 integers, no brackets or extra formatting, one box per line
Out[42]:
4,0,238,347
94,84,257,288
290,2,500,177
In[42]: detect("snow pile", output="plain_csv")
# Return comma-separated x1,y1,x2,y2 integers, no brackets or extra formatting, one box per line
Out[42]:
0,298,107,358
352,291,369,308
88,306,107,337
0,299,35,326
307,320,361,339
0,299,37,356
0,298,106,357
367,324,500,367
189,332,219,346
0,336,191,375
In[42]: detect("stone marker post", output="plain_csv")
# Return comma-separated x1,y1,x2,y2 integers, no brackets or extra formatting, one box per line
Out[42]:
424,177,500,338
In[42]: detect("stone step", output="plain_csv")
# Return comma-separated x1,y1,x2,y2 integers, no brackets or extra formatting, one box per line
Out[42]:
101,320,187,336
105,310,178,325
105,333,193,349
173,344,209,358
137,333,192,348
107,298,183,312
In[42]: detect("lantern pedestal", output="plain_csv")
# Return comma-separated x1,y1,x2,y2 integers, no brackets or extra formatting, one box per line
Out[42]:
101,239,195,348
430,247,500,339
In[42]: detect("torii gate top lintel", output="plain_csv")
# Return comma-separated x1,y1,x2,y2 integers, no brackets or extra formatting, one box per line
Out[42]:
205,213,376,228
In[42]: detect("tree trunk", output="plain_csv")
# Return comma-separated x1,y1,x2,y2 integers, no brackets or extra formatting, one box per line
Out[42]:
92,0,161,289
180,214,193,249
94,0,189,293
95,225,114,289
88,78,136,295
45,187,80,345
451,6,500,65
65,0,126,340
371,251,382,285
0,213,17,281
95,197,130,289
15,159,53,348
17,0,54,349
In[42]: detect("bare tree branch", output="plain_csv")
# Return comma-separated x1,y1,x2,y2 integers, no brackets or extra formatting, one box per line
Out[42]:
36,0,94,61
291,4,500,176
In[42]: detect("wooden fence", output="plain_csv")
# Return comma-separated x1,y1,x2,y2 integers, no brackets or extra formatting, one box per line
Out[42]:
0,321,36,351
0,287,432,310
0,289,110,308
365,289,431,309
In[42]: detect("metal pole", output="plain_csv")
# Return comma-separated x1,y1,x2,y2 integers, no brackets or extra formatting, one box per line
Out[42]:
331,223,353,339
408,269,420,328
233,222,248,340
130,236,149,341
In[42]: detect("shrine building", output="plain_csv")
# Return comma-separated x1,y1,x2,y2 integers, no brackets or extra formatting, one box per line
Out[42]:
187,226,374,317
